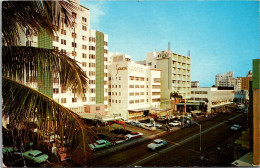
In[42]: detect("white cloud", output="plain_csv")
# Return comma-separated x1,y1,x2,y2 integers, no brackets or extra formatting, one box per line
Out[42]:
84,1,106,29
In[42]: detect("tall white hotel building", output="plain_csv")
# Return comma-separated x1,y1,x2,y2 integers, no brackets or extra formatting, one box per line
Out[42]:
108,53,161,120
20,0,109,114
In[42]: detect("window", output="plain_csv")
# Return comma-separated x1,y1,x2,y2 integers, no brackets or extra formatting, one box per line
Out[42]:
129,92,134,96
61,29,66,35
53,46,59,51
82,97,87,102
104,49,108,54
53,88,59,94
82,17,87,22
89,46,95,50
129,76,134,80
91,89,95,93
61,39,66,45
89,54,95,59
154,78,160,83
82,36,87,41
104,41,108,46
129,100,134,104
82,53,87,58
91,97,96,102
72,51,77,57
72,12,77,19
53,36,59,42
72,33,77,38
61,98,67,103
89,63,95,67
61,49,66,54
82,62,87,67
72,42,77,47
89,71,95,76
135,100,139,103
82,45,87,50
96,106,100,110
119,85,121,88
89,80,95,84
26,41,32,47
104,57,108,61
53,78,59,84
129,85,134,88
82,25,87,31
72,98,77,103
135,92,140,96
89,37,96,42
119,92,121,96
119,100,121,103
61,86,66,93
135,85,139,88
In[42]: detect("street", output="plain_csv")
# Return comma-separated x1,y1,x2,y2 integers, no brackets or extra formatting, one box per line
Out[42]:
87,112,247,167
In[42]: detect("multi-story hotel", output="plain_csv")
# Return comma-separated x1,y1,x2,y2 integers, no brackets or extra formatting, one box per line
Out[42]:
108,53,161,120
215,71,241,91
145,50,191,109
20,0,109,114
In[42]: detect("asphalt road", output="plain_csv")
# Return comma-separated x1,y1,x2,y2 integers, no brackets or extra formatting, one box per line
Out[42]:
87,112,248,167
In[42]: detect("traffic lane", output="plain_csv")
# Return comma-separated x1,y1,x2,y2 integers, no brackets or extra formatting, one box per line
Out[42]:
87,113,244,166
138,114,247,166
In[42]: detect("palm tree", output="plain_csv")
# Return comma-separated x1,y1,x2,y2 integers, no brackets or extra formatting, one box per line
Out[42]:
170,91,183,113
2,1,96,165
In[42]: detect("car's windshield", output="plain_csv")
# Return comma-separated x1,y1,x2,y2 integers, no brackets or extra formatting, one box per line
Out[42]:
34,152,44,157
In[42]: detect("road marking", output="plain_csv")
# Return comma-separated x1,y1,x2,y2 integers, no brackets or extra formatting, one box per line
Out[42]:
127,114,243,167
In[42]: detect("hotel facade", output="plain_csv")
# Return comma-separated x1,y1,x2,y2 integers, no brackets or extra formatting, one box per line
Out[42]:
215,71,241,91
145,50,191,109
20,0,109,114
108,53,161,120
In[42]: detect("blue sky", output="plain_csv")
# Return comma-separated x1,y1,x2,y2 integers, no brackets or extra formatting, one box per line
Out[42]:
81,0,259,87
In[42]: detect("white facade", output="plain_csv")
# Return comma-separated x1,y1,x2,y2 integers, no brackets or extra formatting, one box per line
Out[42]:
145,50,191,108
216,71,241,91
21,0,109,113
190,87,234,112
108,53,161,120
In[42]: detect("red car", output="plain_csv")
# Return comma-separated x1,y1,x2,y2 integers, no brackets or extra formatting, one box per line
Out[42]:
113,120,125,125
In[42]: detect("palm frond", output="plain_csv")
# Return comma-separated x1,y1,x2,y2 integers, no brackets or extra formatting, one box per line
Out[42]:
2,77,97,164
2,46,88,96
2,1,76,47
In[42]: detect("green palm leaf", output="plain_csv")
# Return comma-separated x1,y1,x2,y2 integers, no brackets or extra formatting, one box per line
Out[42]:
2,77,97,164
2,46,88,96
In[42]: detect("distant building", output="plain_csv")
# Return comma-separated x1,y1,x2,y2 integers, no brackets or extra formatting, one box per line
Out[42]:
190,87,234,113
215,71,241,91
191,81,200,88
241,71,253,91
108,53,161,120
145,50,191,109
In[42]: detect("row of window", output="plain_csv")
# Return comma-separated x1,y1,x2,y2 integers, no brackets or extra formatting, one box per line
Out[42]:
191,91,208,94
129,99,146,104
109,99,122,104
58,97,95,103
109,76,121,80
108,92,122,96
129,85,147,88
129,92,146,96
108,85,122,88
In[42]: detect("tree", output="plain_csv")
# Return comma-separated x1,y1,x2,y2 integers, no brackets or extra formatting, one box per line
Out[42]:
2,1,96,165
170,92,183,112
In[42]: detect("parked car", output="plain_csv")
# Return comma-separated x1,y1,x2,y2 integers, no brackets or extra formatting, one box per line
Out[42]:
142,124,156,131
157,116,166,122
109,135,128,145
185,113,192,118
147,139,167,150
113,120,125,125
230,124,242,131
126,132,143,140
57,147,71,161
89,140,111,151
22,150,48,163
131,121,143,127
169,121,181,127
150,122,162,128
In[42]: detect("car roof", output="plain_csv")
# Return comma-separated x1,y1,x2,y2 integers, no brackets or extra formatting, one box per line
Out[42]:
96,140,106,143
26,150,42,156
154,139,163,143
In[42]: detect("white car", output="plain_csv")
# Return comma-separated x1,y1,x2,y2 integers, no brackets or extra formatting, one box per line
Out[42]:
126,132,143,140
147,139,167,150
142,124,156,131
169,121,181,126
230,124,241,131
